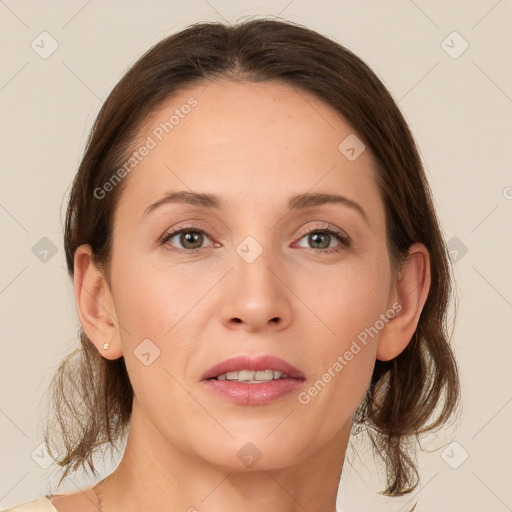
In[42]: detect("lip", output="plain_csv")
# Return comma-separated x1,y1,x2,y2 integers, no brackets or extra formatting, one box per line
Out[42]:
200,354,306,406
200,354,305,381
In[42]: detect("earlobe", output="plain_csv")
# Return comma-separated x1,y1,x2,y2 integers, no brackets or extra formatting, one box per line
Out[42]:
376,242,431,361
73,245,123,360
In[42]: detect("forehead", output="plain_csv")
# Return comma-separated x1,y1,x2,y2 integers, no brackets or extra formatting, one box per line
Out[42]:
114,79,383,229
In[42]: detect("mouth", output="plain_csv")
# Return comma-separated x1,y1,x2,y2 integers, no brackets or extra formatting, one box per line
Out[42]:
213,369,292,382
201,354,305,381
201,355,305,405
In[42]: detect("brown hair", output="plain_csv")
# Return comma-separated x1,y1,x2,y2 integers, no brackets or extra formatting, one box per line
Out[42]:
44,17,461,501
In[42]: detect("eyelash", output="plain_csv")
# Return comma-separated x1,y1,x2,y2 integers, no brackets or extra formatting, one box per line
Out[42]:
159,223,351,255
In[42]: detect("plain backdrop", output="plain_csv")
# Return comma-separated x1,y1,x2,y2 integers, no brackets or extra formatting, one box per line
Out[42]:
1,1,511,511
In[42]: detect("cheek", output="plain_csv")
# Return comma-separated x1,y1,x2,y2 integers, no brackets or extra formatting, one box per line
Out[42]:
294,256,389,406
109,249,206,393
299,253,391,345
109,252,202,426
110,248,191,340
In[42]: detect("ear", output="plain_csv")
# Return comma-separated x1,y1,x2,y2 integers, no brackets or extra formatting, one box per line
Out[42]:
376,242,431,361
73,244,123,360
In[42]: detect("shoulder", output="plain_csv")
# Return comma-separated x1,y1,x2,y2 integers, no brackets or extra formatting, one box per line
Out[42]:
1,496,58,512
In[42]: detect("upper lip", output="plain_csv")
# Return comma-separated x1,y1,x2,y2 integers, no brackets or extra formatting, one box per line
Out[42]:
201,355,305,380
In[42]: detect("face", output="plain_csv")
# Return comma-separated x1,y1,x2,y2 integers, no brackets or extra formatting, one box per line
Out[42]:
107,79,397,470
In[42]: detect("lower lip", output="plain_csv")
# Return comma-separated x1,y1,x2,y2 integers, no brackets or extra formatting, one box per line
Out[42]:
203,378,305,405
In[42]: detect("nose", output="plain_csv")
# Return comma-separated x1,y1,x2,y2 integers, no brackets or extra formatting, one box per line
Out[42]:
219,246,294,333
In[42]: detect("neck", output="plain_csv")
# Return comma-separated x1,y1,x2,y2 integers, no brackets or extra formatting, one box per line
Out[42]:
97,399,351,512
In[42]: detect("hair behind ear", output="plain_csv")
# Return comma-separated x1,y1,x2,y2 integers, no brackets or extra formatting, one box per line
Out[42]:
355,285,461,495
42,329,133,486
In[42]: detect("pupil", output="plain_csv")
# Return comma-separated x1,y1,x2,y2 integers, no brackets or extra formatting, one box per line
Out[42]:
311,233,328,249
182,232,202,248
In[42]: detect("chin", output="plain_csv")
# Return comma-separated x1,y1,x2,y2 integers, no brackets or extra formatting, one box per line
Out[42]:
197,436,310,472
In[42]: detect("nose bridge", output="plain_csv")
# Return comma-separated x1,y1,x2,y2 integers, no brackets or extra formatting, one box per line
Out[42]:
233,195,299,272
226,204,278,269
219,229,293,330
233,232,282,296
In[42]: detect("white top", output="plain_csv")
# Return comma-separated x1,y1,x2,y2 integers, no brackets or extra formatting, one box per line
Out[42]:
1,497,58,512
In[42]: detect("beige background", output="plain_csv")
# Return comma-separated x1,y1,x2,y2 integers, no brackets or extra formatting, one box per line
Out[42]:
1,1,511,511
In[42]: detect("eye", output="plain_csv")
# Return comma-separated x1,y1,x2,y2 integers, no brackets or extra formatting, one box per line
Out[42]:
160,226,215,253
160,223,351,254
293,224,351,253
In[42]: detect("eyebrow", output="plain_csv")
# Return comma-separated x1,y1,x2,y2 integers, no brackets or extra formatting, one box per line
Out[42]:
143,190,369,225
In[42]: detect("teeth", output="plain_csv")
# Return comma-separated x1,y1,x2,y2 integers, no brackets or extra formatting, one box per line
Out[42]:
239,370,256,381
255,370,274,381
215,369,288,382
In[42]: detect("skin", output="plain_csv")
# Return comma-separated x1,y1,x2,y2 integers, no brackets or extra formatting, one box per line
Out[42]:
52,79,430,512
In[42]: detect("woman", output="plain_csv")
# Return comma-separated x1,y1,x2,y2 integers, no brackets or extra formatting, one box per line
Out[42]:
4,17,460,512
